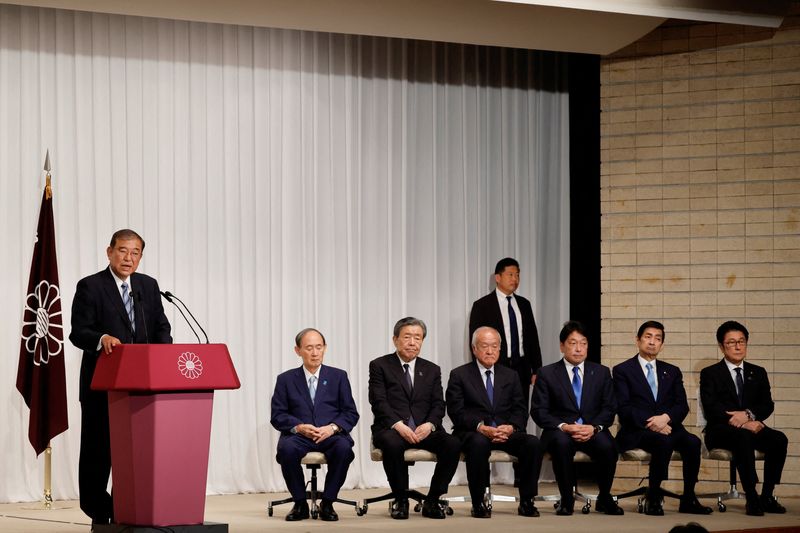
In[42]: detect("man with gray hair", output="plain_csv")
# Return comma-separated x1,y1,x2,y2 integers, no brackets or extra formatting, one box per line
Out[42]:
271,328,359,521
368,317,461,519
446,326,542,519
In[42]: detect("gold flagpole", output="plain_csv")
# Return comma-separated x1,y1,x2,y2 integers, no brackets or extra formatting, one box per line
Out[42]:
43,152,54,510
44,443,53,509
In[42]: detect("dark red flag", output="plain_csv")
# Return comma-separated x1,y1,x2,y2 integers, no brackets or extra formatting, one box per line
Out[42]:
16,178,69,455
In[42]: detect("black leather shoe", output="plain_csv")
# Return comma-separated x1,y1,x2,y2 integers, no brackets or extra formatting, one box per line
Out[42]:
678,496,712,515
319,500,338,521
555,501,574,516
518,499,540,517
285,501,310,521
760,495,787,514
643,496,664,516
391,498,410,519
471,502,491,518
745,499,764,516
421,499,446,519
596,496,624,515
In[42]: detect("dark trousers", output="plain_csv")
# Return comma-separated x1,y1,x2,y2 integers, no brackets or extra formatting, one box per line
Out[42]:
276,434,355,501
705,425,788,497
79,393,113,523
373,428,461,501
542,429,617,505
459,431,542,503
632,429,701,494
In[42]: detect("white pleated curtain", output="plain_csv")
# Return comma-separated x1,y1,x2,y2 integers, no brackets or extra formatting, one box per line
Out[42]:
0,5,570,501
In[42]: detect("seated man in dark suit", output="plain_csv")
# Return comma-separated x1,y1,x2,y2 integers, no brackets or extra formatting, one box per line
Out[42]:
531,320,623,516
270,328,360,521
368,317,461,519
446,326,542,519
700,321,788,516
613,320,712,515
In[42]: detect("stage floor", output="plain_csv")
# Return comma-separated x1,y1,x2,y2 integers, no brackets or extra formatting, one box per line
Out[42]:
1,484,798,532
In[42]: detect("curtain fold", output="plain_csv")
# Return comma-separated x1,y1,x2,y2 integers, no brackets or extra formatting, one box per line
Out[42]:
0,4,570,500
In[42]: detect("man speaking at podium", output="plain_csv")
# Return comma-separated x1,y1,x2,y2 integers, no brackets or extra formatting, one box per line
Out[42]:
70,229,172,527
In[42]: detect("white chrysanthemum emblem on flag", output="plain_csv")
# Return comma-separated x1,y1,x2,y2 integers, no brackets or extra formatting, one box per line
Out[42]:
21,280,64,366
178,352,203,379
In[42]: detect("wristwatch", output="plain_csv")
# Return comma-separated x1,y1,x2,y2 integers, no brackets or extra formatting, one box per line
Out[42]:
592,425,602,435
330,423,341,434
745,409,756,421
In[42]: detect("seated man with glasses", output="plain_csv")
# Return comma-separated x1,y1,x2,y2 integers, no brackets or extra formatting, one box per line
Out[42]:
699,321,788,516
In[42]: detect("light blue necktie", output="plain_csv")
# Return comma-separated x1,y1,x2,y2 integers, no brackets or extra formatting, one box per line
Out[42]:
308,376,317,403
572,366,583,424
646,362,658,400
121,282,135,332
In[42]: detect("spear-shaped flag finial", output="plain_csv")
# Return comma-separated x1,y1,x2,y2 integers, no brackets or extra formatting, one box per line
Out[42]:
43,150,52,199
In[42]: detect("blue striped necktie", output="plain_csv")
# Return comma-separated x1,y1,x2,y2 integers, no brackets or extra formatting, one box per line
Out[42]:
121,282,135,332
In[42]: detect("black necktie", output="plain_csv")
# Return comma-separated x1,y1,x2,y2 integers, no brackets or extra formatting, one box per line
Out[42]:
735,367,744,406
403,363,416,429
506,296,520,362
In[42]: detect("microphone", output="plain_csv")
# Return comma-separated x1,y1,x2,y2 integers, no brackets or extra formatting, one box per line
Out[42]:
160,290,207,344
132,291,150,343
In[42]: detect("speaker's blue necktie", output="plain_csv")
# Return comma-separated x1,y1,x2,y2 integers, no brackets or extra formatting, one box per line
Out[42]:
572,366,583,424
646,362,658,400
506,296,520,362
308,376,317,403
121,282,135,332
403,363,416,429
735,367,744,406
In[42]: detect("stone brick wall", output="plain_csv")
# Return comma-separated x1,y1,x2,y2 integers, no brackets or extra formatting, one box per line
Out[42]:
600,10,800,497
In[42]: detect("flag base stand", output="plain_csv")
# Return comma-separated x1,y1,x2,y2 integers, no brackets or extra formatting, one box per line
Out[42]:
94,522,228,532
20,501,73,511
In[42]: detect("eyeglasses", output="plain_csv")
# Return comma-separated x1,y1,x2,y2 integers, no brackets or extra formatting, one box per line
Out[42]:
724,339,747,348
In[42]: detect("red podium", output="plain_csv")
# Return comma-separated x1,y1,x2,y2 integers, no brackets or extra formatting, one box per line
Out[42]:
91,344,240,529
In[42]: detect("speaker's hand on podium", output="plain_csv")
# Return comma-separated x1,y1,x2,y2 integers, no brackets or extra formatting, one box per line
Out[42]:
100,334,122,355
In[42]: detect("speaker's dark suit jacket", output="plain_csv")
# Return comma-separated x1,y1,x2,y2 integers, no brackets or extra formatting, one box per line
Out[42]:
700,359,787,494
531,359,618,501
613,355,702,488
271,364,359,501
69,267,172,522
468,291,542,384
368,353,460,499
446,362,541,501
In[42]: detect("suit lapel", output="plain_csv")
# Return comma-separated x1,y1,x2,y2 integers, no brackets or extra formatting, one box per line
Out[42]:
469,364,493,410
556,361,580,410
101,268,134,336
390,355,413,399
294,367,315,410
717,360,739,403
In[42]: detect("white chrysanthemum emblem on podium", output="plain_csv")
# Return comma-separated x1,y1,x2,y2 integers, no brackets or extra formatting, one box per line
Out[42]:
178,352,203,379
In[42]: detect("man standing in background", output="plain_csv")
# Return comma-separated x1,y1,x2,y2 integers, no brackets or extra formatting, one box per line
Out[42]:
469,257,542,405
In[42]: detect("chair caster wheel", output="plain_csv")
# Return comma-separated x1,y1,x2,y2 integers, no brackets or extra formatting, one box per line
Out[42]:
582,504,591,514
414,503,422,512
718,502,726,512
267,506,273,517
356,505,366,516
637,499,643,513
446,506,454,516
